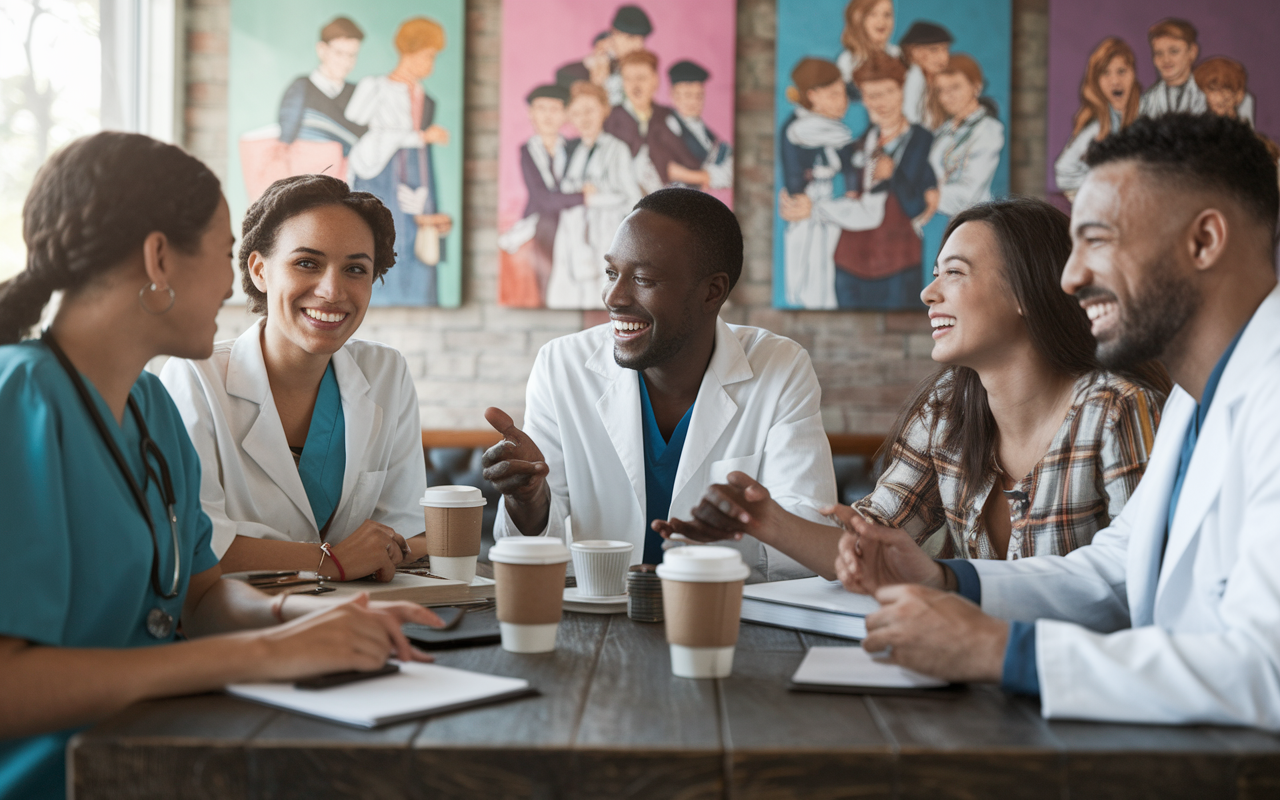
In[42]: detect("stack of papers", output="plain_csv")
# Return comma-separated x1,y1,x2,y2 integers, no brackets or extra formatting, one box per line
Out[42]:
227,662,533,728
741,577,879,640
790,646,949,694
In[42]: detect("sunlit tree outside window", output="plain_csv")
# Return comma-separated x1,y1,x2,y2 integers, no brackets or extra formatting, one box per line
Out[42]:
0,0,101,281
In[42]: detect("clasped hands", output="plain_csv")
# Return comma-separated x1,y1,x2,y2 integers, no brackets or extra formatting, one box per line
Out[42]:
659,473,1008,684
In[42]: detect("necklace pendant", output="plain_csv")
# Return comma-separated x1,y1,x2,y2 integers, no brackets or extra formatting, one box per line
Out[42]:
146,608,174,639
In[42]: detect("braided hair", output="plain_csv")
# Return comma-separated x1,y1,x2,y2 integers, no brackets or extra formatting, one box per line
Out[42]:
238,174,397,315
0,132,222,344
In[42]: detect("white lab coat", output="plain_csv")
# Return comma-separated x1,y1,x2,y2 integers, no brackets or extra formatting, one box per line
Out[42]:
973,286,1280,729
929,107,1005,217
493,319,839,583
1139,77,1207,117
160,319,426,557
345,76,427,181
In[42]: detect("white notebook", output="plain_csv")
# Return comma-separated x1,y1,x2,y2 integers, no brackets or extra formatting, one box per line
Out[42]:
791,646,948,690
743,577,879,616
227,662,533,728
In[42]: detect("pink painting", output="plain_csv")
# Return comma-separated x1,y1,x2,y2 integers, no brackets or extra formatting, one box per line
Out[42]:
497,0,737,309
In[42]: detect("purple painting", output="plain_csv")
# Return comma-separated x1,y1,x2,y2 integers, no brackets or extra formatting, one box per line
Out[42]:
1047,0,1280,205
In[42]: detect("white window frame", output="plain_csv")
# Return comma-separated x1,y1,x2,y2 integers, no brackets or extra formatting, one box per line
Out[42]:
100,0,182,143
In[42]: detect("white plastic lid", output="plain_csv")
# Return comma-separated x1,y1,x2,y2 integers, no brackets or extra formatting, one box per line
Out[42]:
655,546,750,583
419,485,488,508
489,536,571,565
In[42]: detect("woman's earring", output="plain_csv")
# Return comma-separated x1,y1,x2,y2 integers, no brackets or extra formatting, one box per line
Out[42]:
138,282,177,315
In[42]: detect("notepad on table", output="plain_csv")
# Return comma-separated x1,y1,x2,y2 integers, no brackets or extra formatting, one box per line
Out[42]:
227,661,534,728
789,646,950,696
741,577,879,640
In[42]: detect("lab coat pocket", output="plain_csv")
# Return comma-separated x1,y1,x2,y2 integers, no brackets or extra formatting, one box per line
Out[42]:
709,451,763,486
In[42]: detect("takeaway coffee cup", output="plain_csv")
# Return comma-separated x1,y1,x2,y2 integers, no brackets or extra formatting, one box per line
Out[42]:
570,540,633,597
656,546,750,679
419,485,488,584
489,537,571,653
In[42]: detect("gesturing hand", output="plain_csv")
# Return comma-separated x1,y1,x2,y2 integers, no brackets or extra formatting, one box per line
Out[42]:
653,471,777,543
331,519,410,582
482,407,551,535
827,504,946,594
863,584,1008,683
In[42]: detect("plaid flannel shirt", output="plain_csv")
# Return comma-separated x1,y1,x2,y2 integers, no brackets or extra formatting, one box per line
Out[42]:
856,371,1162,560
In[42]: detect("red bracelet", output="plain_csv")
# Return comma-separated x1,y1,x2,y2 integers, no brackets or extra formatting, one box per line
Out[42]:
321,542,346,581
271,592,289,623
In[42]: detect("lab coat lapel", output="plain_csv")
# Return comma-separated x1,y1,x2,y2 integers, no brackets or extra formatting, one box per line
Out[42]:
331,346,381,512
224,321,317,528
1128,392,1190,626
672,320,751,504
588,338,646,514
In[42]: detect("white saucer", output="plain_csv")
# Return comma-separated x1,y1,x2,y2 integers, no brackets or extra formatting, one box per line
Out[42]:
563,587,628,614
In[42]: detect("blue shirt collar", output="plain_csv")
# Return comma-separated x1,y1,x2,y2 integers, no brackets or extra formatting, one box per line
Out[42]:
1195,325,1246,431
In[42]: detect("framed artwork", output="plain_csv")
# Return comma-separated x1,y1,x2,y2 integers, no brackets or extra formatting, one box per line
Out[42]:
773,0,1011,311
228,0,465,307
1048,0,1280,207
496,1,737,309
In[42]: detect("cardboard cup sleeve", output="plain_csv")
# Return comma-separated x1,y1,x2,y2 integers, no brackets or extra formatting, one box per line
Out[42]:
661,579,744,648
494,562,567,625
423,506,484,557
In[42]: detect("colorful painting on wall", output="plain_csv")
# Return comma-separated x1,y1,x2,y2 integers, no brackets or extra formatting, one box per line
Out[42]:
496,0,737,309
773,0,1011,311
228,0,465,307
1048,0,1280,207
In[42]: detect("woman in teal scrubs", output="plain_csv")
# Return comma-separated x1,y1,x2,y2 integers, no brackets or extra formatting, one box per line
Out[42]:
0,132,439,800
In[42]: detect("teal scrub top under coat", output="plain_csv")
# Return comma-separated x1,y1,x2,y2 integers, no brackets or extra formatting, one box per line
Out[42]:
0,341,218,800
298,360,346,532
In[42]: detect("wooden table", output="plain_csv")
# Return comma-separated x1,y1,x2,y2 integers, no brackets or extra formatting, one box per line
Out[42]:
71,613,1280,799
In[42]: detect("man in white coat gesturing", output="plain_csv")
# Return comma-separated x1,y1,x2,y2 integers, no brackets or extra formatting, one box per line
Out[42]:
483,188,838,582
831,112,1280,729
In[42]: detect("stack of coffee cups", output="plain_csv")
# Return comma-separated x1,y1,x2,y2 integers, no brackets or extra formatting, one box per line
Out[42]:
656,546,750,678
419,485,488,583
489,537,571,653
626,564,663,622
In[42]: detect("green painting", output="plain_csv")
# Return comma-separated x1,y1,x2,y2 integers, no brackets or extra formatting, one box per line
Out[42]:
228,0,465,307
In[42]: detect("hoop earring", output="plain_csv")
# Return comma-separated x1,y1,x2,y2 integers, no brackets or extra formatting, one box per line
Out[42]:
138,283,177,315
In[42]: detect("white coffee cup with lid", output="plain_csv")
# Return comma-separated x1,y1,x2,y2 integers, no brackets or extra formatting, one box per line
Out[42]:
656,546,751,678
489,537,572,652
420,485,488,584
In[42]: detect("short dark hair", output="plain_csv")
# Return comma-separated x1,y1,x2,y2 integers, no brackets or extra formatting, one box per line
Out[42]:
239,174,396,315
1084,113,1279,238
633,188,743,290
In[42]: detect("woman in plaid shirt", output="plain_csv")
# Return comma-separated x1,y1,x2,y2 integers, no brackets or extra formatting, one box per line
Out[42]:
656,197,1167,573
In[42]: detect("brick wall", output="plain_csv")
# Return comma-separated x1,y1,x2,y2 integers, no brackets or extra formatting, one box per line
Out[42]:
186,0,1050,432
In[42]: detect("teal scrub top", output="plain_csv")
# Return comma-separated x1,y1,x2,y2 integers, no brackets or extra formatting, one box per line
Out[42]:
0,341,218,800
298,360,346,531
639,376,694,565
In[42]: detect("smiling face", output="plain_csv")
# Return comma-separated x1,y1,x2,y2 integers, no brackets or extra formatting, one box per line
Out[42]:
1204,86,1243,118
316,37,361,83
862,0,894,48
249,204,376,360
671,82,705,119
859,77,905,128
603,210,718,371
920,220,1027,369
935,71,980,119
806,78,849,120
165,196,236,360
528,97,567,137
1061,161,1200,369
911,42,951,76
1150,35,1197,87
1098,55,1136,113
568,94,606,140
622,62,658,108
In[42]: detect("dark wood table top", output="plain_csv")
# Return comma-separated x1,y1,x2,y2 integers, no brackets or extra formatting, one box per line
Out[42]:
71,612,1280,799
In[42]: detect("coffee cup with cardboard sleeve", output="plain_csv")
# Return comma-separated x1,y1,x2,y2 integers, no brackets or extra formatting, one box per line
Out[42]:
489,536,571,653
420,485,487,584
656,546,750,678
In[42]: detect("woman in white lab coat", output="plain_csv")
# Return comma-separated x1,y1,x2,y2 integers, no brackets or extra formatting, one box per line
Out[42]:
161,174,427,582
546,81,642,309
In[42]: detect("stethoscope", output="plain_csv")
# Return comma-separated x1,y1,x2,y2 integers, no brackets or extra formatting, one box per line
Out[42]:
42,331,182,639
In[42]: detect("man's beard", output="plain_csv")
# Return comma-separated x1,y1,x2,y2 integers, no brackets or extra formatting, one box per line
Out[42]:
1094,253,1200,371
614,316,696,372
